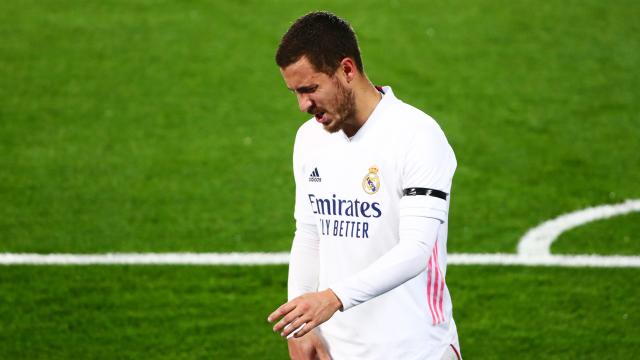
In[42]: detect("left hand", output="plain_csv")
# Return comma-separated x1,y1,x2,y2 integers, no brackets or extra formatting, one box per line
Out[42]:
268,289,343,338
287,330,332,360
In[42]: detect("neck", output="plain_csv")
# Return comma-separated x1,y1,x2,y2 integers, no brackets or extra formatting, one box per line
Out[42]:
342,79,383,137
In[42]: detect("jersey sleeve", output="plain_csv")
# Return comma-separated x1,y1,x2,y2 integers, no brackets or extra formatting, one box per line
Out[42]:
288,222,320,300
401,119,457,223
330,216,441,310
288,126,320,300
293,129,316,225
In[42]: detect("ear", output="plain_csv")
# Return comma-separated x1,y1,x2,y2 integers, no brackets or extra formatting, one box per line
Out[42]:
339,58,358,83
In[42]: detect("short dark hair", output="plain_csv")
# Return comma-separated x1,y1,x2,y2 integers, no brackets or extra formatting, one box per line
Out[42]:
276,11,364,75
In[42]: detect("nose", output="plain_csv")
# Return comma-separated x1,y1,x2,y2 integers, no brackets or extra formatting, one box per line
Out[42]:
296,93,313,113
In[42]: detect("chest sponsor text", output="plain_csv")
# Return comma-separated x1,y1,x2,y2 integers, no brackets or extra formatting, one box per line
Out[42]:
308,194,382,239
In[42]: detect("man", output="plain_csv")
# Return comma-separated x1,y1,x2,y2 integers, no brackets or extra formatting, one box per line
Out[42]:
267,11,461,360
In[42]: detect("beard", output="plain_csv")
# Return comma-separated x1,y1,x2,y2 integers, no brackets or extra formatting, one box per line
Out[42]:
322,77,357,134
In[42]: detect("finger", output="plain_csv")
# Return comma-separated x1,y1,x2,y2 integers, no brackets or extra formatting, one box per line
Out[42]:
273,309,302,332
294,320,317,338
267,302,293,323
286,322,307,340
281,316,309,337
268,301,296,322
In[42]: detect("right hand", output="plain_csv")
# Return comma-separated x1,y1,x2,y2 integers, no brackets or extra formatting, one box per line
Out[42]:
287,330,331,360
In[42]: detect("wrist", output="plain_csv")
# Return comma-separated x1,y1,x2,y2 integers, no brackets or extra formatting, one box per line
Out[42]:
324,288,344,312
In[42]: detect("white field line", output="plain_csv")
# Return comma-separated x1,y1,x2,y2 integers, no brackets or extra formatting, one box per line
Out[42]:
0,252,290,266
2,199,639,268
448,253,640,267
1,252,640,267
518,199,640,256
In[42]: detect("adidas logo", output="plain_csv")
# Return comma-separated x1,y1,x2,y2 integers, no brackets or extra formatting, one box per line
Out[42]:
309,168,322,182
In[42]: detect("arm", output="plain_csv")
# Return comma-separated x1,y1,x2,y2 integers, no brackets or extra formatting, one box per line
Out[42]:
268,127,332,357
270,195,444,337
269,218,342,339
331,119,456,310
283,222,334,359
288,221,320,300
287,126,321,301
331,196,442,310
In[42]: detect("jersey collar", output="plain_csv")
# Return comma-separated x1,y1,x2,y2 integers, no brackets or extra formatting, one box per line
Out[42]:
341,86,395,142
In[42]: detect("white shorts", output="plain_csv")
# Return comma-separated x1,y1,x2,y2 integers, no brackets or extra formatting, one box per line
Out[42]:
440,344,462,360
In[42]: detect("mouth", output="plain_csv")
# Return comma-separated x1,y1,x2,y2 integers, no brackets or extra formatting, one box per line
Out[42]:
314,112,328,124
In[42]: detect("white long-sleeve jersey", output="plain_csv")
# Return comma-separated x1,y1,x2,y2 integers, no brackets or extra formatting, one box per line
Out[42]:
289,87,460,360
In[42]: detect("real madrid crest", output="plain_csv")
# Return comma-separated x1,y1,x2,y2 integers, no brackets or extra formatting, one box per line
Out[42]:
362,166,380,195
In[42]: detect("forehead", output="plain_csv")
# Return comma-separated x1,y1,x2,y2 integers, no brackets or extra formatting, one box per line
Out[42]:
280,56,330,90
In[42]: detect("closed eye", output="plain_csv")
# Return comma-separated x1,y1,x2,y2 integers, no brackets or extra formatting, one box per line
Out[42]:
294,85,318,94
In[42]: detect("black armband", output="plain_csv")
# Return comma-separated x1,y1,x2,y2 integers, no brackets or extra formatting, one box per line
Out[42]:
402,187,448,200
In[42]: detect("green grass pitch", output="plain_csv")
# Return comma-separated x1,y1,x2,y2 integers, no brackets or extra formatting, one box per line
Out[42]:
1,0,639,358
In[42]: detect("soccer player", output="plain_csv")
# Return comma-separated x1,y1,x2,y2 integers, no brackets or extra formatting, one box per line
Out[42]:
267,11,461,360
